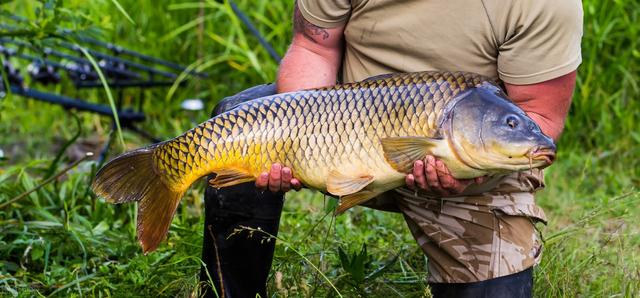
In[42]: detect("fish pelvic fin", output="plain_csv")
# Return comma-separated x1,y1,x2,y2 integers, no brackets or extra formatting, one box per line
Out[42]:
380,136,446,173
92,146,185,254
326,170,374,197
208,168,256,188
335,190,381,214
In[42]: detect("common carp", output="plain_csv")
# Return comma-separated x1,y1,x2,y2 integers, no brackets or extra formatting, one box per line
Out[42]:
92,71,556,253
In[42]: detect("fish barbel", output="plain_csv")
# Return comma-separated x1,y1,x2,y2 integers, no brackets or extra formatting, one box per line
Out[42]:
92,71,556,253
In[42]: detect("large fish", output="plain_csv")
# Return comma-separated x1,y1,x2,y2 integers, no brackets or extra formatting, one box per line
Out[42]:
92,71,556,253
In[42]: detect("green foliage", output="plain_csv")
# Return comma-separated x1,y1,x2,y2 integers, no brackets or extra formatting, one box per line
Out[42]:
338,245,370,286
1,0,638,297
565,0,640,160
0,0,104,40
337,244,400,295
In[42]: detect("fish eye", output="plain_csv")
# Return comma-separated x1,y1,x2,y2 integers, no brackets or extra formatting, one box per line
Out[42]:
506,116,519,129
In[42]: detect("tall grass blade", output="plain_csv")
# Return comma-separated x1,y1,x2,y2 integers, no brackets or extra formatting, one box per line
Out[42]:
77,46,126,149
110,0,136,25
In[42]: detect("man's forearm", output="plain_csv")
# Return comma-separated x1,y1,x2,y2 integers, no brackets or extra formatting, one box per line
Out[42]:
276,1,344,93
277,41,341,93
259,1,345,192
505,71,577,141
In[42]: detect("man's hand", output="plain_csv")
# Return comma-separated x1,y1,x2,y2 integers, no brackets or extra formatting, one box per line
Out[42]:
255,163,303,193
405,156,485,196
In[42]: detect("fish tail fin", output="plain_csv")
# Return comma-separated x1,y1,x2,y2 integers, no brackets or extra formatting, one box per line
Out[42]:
91,145,185,254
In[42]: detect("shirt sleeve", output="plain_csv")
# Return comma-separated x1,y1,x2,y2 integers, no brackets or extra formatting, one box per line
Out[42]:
298,0,352,28
497,0,583,85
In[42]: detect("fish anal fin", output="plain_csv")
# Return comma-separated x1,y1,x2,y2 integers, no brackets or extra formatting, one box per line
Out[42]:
326,170,374,197
335,190,380,214
209,168,256,188
380,136,444,173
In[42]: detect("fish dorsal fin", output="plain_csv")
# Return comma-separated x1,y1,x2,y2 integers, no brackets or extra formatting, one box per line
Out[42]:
326,170,374,197
361,72,396,82
208,168,255,188
380,136,445,173
335,190,380,214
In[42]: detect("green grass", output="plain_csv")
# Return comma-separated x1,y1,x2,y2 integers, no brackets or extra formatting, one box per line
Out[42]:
1,0,639,297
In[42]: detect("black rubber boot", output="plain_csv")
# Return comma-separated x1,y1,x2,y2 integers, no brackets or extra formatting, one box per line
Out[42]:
428,267,533,298
199,84,282,298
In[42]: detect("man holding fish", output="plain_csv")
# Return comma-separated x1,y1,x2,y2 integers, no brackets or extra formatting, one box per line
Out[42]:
194,0,583,297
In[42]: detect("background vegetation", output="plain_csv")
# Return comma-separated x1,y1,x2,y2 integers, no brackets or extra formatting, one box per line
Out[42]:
0,0,638,297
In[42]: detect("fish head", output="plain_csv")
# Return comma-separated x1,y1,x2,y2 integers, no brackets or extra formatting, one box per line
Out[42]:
443,83,556,175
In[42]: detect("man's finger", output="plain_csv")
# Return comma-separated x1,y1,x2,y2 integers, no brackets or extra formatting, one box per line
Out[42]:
256,172,269,189
425,156,446,195
268,163,282,193
281,167,292,192
435,159,456,190
454,180,473,194
436,159,472,194
291,178,302,191
413,160,428,190
406,174,416,190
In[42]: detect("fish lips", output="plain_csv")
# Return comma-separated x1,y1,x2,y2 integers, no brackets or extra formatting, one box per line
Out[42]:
527,146,557,168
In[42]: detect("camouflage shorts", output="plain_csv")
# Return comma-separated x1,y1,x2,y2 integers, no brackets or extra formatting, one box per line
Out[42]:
381,169,547,283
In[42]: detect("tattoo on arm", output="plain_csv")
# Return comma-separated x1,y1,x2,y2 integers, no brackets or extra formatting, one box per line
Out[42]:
294,1,330,41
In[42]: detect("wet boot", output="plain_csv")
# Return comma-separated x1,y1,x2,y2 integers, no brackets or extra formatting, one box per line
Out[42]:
199,183,284,298
199,84,282,298
428,267,533,298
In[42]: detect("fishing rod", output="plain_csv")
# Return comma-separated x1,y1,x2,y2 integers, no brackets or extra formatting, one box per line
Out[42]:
1,39,141,80
1,19,208,79
0,27,204,146
0,45,145,124
6,85,146,123
56,40,179,79
73,34,203,76
0,40,190,90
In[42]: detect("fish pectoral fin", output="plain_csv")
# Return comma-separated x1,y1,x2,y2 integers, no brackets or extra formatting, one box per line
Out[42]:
326,170,374,197
336,190,380,214
208,168,256,188
380,136,444,173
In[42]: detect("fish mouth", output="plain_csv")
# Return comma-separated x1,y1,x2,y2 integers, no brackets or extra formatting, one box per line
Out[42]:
526,146,556,168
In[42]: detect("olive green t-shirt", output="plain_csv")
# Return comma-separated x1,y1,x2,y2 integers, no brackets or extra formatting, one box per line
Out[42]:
298,0,583,84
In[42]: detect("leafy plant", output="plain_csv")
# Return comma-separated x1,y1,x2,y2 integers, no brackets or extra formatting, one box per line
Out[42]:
337,244,399,295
